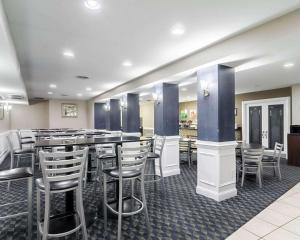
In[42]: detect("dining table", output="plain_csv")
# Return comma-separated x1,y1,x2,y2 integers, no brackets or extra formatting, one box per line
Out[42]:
34,135,151,227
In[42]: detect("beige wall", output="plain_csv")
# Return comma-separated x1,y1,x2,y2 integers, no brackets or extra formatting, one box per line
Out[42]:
179,101,197,123
49,100,88,129
10,101,49,129
140,101,154,129
292,84,300,125
235,87,291,126
0,106,10,132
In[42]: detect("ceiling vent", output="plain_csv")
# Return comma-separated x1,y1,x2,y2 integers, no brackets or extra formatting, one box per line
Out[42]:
61,94,69,97
33,97,45,100
8,94,25,100
76,75,89,79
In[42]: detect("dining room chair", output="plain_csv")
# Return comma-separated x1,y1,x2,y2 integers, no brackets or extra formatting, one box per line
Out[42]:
262,142,283,180
241,147,264,188
36,147,89,240
102,144,150,240
144,135,166,193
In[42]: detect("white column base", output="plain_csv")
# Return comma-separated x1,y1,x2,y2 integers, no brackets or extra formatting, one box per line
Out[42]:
196,140,237,202
156,135,180,177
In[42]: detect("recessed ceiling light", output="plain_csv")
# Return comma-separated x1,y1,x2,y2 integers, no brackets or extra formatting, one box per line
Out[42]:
171,24,185,36
77,93,83,97
48,92,53,95
283,62,295,68
181,87,187,91
122,60,132,67
84,0,101,10
49,84,57,89
63,50,75,58
86,87,92,91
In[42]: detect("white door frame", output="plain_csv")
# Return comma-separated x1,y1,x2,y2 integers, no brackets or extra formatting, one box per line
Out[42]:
242,97,290,155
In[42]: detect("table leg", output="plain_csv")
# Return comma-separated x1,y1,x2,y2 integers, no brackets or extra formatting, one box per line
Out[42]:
65,145,74,212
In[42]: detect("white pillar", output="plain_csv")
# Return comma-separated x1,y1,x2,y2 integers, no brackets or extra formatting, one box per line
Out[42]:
196,140,237,202
156,135,180,177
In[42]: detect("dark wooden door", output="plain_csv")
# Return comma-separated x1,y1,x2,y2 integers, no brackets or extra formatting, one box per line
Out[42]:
268,104,284,149
249,106,262,145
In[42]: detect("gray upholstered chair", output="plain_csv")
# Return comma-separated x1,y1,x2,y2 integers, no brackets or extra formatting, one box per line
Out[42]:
262,142,283,180
103,144,150,240
36,147,89,240
241,147,264,188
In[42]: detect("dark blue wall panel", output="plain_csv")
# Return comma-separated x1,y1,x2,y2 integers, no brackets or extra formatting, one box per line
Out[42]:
154,83,179,136
197,64,235,142
94,103,106,129
106,99,121,131
122,94,140,132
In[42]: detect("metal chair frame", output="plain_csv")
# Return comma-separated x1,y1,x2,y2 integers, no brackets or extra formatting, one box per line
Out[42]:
262,142,283,180
37,148,88,240
103,144,150,240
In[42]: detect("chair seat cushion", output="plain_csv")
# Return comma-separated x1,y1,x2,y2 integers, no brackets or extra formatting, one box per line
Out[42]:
147,152,159,159
0,167,33,181
14,149,35,155
103,168,141,178
99,153,116,159
262,156,276,162
36,178,78,191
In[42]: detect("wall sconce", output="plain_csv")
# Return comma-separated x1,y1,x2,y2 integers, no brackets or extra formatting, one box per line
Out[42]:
152,92,161,105
120,99,127,109
5,103,12,113
202,82,210,97
104,102,110,111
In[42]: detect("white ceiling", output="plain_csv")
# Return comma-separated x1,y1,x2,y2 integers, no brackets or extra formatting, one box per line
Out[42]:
0,1,27,104
3,0,300,101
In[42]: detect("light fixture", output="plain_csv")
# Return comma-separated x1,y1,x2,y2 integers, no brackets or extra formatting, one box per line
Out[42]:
84,0,101,10
171,24,185,36
104,102,110,111
152,93,158,101
86,87,92,91
77,93,83,97
120,99,127,109
201,82,209,97
63,50,75,58
49,84,57,89
122,60,132,67
283,62,295,68
48,91,53,95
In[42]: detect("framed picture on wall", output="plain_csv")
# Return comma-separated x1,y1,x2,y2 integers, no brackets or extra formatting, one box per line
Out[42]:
61,103,78,118
0,104,4,120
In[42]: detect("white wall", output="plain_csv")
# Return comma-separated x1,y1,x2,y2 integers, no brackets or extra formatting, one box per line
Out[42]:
292,84,300,125
10,101,49,129
140,101,154,129
49,100,88,129
0,107,10,132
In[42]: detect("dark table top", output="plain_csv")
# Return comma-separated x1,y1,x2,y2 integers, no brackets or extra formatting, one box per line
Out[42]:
35,131,108,138
34,136,150,148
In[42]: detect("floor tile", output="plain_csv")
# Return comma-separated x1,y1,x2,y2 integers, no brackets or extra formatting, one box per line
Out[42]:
242,218,277,237
256,208,294,226
267,202,300,218
226,228,259,240
280,197,300,208
283,217,300,236
264,228,300,240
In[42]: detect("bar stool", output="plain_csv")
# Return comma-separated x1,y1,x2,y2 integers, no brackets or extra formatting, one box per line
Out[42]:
144,135,166,193
0,167,33,240
36,147,89,240
103,144,150,240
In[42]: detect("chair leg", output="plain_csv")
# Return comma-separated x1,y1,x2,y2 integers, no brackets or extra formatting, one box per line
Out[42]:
277,164,282,181
258,166,262,188
103,174,108,232
42,192,50,240
117,178,123,240
7,153,14,191
241,166,245,187
37,188,41,240
141,176,151,233
27,177,33,240
31,153,35,175
77,188,88,240
159,158,166,195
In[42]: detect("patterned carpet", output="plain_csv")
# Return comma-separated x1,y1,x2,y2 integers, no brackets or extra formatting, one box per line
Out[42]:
0,154,300,240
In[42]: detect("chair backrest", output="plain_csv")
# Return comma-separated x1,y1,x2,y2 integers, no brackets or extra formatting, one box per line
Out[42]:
95,143,115,156
117,144,149,177
39,147,88,190
153,136,166,158
273,142,283,161
242,148,264,165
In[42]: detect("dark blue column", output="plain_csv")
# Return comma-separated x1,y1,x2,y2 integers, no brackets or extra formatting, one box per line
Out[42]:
197,64,235,142
94,103,106,129
106,99,121,131
154,83,179,136
122,93,140,133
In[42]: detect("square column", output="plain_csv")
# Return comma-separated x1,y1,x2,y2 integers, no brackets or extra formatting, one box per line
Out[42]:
154,83,180,176
196,64,237,202
122,93,140,134
94,103,106,129
106,99,121,131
